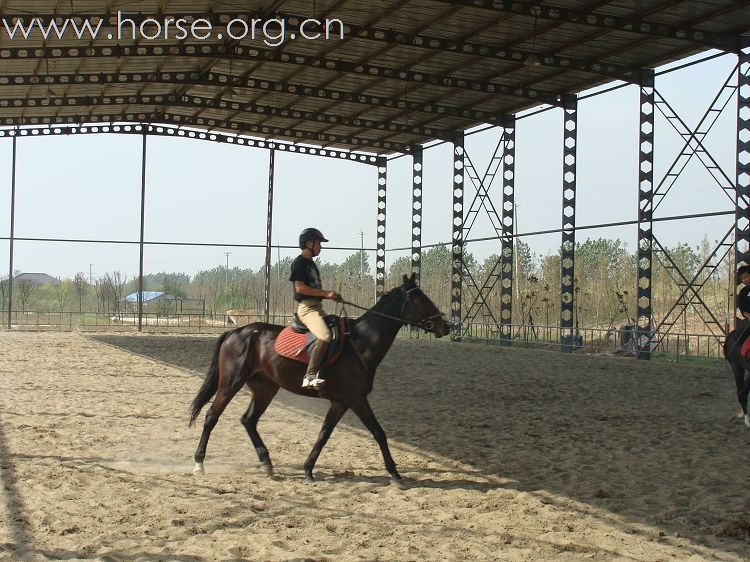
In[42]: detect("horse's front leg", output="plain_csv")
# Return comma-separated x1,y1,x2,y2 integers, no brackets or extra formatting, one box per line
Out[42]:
304,402,348,482
350,399,402,486
194,380,245,474
241,377,279,475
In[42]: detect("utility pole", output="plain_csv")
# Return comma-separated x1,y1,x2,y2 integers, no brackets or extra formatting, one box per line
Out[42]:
359,230,364,280
513,204,520,303
224,252,231,286
360,230,365,303
89,264,93,285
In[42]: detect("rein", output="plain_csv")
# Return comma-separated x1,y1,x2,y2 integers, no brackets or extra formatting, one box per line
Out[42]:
339,287,443,331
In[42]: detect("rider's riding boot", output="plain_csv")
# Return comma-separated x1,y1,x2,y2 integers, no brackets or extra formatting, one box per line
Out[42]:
302,339,329,390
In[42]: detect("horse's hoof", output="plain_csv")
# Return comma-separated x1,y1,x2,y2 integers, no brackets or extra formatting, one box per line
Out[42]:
193,462,205,475
744,414,750,428
305,475,315,483
261,463,273,476
390,477,405,489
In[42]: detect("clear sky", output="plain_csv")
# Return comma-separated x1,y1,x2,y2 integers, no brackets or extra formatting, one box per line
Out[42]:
0,50,740,282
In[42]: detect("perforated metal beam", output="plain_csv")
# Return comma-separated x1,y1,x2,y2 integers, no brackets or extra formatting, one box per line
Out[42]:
0,123,382,164
0,92,456,140
637,70,655,359
450,133,465,341
438,0,741,52
6,6,737,51
736,48,750,326
264,148,275,323
0,10,639,82
6,136,16,330
0,71,509,125
411,147,423,285
0,44,562,104
560,94,577,352
376,159,388,299
327,14,638,82
500,117,515,345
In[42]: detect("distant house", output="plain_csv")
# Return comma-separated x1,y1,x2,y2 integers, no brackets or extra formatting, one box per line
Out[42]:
14,272,61,287
124,291,180,304
123,291,189,315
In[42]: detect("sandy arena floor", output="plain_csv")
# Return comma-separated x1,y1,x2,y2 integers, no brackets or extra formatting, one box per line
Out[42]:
1,330,749,561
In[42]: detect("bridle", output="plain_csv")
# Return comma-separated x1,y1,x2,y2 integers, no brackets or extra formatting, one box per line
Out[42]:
340,286,446,332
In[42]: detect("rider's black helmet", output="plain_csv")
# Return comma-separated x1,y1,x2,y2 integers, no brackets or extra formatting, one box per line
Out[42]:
299,228,329,249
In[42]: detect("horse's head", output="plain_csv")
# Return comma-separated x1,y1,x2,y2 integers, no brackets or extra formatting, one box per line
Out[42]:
398,273,450,338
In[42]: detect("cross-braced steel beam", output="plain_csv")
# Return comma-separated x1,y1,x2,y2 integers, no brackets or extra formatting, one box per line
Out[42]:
456,122,514,341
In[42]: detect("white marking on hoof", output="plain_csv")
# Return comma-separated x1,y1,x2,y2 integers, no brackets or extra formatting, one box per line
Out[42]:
744,415,750,429
193,462,205,474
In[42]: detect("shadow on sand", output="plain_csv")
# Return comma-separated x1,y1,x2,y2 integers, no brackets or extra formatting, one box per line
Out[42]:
86,333,750,556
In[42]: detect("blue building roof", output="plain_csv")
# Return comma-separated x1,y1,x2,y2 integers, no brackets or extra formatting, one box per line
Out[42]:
124,291,165,303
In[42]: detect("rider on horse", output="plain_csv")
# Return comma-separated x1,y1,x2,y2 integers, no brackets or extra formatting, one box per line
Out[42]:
738,265,750,357
289,228,341,390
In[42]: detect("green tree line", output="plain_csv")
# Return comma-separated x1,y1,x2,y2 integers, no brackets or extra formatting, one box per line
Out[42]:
0,237,734,333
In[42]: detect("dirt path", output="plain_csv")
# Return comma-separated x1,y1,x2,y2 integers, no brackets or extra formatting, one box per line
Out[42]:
1,331,748,561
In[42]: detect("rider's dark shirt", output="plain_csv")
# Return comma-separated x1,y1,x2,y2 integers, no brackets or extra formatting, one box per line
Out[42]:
740,285,750,316
289,255,322,303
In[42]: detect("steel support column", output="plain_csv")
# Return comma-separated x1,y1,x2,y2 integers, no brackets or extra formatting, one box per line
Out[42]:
411,147,424,285
500,117,516,345
560,95,578,352
637,70,656,358
6,136,16,330
450,133,465,341
264,148,276,323
375,158,387,300
137,132,148,332
736,47,750,324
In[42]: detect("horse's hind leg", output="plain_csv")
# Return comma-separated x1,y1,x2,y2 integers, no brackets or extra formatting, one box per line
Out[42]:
241,376,279,475
304,402,348,482
730,361,750,426
740,375,750,428
350,399,402,486
194,372,247,474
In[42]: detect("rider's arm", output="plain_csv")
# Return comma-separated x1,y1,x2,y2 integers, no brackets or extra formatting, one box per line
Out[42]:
294,281,337,300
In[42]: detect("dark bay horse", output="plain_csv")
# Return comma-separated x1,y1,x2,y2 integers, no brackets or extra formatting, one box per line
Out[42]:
189,274,450,484
723,327,750,427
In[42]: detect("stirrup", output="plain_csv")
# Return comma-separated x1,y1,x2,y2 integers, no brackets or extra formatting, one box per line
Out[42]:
302,375,326,389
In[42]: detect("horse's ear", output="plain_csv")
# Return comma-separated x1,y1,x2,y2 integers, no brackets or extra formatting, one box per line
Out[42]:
402,274,408,285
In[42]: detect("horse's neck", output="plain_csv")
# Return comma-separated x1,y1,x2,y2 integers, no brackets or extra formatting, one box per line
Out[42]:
352,293,404,372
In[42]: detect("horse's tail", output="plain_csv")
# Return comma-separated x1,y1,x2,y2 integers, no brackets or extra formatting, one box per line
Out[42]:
189,330,232,427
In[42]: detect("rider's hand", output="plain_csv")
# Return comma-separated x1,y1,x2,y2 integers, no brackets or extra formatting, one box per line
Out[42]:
327,291,342,302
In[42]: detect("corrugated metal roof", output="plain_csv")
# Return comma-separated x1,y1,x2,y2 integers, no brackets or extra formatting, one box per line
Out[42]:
0,0,747,155
124,291,165,302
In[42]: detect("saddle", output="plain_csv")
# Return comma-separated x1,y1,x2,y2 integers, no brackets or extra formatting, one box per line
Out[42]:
741,335,750,358
274,314,347,366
